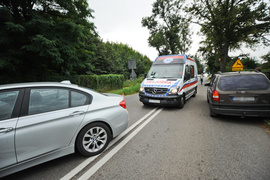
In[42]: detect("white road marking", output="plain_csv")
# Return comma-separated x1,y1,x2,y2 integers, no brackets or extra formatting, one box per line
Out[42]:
60,107,161,180
78,108,163,180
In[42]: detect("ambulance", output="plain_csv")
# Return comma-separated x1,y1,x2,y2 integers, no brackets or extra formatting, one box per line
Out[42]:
139,54,198,108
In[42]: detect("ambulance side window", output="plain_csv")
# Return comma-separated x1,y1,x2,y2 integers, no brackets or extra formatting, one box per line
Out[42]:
184,65,190,81
190,65,195,78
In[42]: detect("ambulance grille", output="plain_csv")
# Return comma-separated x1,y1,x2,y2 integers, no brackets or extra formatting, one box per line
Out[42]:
144,87,168,95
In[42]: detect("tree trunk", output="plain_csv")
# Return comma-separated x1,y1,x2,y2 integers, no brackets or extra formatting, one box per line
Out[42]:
220,44,229,72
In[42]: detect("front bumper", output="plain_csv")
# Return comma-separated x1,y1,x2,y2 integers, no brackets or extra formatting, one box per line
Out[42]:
139,92,181,106
209,102,270,117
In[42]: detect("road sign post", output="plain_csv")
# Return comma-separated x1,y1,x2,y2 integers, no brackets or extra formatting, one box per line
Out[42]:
128,60,137,85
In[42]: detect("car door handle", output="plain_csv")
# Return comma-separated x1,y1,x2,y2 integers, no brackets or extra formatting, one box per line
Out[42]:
69,111,84,116
0,127,13,133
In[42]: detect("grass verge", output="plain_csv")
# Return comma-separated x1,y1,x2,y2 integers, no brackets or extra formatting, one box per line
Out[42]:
104,78,143,95
260,118,270,135
263,118,270,135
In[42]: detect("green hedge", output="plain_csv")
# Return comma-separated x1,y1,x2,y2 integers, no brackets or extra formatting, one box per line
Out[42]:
0,74,125,92
78,74,124,92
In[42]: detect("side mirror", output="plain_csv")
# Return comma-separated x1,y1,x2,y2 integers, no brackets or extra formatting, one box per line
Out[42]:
204,83,210,86
144,73,147,79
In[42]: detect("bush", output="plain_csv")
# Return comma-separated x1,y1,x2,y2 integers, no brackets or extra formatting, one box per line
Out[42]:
0,74,125,92
79,74,124,92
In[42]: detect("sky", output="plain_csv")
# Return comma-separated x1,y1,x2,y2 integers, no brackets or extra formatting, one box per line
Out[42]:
88,0,269,63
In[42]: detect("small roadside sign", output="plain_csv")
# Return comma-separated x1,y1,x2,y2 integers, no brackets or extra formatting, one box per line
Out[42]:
232,59,244,71
128,60,136,69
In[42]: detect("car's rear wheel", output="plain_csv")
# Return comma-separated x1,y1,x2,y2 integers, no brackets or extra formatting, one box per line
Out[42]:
76,122,112,156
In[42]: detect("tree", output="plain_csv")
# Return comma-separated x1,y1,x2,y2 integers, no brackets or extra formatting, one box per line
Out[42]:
192,53,204,73
187,0,270,72
142,0,192,55
261,52,270,70
0,0,98,82
94,41,152,79
241,57,259,70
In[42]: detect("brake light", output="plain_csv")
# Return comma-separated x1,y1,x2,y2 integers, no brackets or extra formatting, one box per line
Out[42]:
120,100,126,109
212,90,219,101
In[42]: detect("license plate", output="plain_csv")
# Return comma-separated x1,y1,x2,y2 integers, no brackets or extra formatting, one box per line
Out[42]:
149,99,160,103
232,97,255,102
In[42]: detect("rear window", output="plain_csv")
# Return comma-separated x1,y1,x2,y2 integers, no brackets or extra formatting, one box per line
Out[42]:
218,74,270,91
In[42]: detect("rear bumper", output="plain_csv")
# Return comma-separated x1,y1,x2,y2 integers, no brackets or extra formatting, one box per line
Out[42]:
209,102,270,117
139,93,181,106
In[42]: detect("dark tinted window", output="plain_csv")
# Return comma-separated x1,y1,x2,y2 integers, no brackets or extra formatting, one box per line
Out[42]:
0,91,19,120
184,65,190,81
218,75,270,91
190,65,194,78
71,91,88,107
29,89,68,115
210,75,217,86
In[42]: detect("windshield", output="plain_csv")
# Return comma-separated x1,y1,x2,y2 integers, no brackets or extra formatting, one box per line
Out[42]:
218,74,270,91
147,64,183,78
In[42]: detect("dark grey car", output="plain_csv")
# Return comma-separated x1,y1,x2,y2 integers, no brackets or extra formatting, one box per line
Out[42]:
205,72,270,117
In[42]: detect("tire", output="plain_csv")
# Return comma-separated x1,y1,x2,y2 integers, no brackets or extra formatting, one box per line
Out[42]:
76,122,112,157
177,95,185,109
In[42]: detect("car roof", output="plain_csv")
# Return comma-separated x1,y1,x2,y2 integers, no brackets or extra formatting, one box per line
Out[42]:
216,71,265,77
0,81,79,90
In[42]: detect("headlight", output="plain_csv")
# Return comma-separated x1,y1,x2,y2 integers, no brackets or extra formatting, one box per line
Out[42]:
169,87,178,94
140,86,144,92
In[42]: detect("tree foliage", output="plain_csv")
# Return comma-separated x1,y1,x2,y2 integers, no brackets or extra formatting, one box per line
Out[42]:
191,54,204,73
0,0,97,80
0,0,152,84
261,52,270,70
93,41,153,79
142,0,192,55
187,0,270,72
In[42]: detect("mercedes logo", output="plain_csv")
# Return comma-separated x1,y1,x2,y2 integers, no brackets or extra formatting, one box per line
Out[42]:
152,88,157,94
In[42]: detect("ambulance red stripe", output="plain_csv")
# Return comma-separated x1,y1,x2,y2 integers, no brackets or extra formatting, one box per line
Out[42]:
179,80,198,92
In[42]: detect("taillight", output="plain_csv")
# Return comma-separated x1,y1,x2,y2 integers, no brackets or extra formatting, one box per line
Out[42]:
212,90,219,101
120,100,126,109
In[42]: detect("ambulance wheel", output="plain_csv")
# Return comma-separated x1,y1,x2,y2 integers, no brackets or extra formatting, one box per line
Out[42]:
143,102,149,106
177,95,185,109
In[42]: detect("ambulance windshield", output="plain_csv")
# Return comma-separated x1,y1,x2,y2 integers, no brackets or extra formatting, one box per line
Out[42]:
147,64,184,79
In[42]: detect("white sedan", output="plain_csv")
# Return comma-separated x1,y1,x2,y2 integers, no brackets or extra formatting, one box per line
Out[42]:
0,81,129,178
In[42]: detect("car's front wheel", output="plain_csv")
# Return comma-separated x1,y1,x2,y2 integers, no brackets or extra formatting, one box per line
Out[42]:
177,95,185,109
76,122,112,156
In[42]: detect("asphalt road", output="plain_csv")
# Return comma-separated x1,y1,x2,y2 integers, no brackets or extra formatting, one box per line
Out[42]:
3,80,270,180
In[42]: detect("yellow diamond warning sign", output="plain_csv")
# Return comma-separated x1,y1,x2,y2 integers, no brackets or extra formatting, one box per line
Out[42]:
232,59,244,68
232,59,244,71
